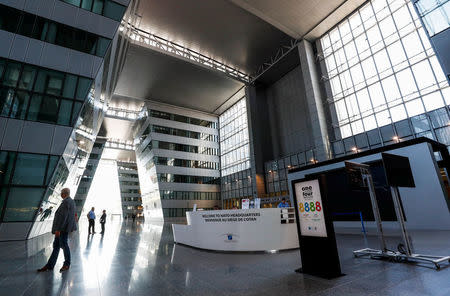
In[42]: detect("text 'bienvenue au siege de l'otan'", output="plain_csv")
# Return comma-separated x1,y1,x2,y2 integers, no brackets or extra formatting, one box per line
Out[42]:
202,212,261,223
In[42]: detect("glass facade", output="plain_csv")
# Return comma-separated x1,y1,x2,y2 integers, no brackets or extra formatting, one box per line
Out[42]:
149,109,217,128
150,125,219,142
157,174,220,185
160,191,220,200
415,0,450,36
0,4,111,57
0,58,91,126
0,151,59,222
60,0,127,21
154,156,219,170
219,97,250,176
320,0,449,140
149,140,219,156
220,168,253,199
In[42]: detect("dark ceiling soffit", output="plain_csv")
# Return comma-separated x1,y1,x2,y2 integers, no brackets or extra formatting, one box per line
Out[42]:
251,0,352,83
254,48,300,86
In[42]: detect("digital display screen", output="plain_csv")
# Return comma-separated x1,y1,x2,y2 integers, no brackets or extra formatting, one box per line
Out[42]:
294,179,328,238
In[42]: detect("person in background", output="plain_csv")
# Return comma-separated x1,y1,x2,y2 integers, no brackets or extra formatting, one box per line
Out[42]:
132,213,136,223
87,207,96,234
37,188,77,273
277,198,290,208
100,210,106,234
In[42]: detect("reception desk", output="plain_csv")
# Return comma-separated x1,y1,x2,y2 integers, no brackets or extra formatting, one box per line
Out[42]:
172,208,299,252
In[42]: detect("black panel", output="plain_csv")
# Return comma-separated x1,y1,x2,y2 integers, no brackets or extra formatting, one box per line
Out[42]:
314,161,399,222
382,153,415,188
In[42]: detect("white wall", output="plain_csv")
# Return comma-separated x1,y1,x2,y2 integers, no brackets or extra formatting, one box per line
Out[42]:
288,142,450,231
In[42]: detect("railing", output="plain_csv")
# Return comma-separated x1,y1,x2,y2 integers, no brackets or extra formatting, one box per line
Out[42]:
120,22,251,83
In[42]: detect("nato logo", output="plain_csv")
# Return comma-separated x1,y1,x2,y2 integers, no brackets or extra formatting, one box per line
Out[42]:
227,234,233,240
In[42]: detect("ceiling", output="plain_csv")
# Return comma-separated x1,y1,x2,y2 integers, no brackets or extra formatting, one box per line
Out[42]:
99,117,136,141
230,0,367,40
135,0,293,75
113,44,244,114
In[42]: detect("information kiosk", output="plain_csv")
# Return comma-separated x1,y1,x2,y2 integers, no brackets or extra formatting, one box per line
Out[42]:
291,175,343,279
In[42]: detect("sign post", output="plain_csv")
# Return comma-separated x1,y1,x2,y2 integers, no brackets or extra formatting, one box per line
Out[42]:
291,175,343,279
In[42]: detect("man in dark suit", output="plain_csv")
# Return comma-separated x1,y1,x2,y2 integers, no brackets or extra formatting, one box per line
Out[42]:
100,210,106,234
37,188,77,273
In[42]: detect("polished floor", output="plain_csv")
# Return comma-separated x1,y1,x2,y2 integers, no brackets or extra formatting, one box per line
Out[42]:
0,220,449,296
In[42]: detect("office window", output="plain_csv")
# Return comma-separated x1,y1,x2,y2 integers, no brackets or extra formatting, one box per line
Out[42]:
0,58,93,126
60,0,127,22
11,153,48,185
321,0,449,139
0,4,111,57
3,187,45,222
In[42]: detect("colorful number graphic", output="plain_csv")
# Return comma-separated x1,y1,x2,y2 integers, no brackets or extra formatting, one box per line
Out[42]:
299,203,304,212
299,202,322,213
316,201,321,211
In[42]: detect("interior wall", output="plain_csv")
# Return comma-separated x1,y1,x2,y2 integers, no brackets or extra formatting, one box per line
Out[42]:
265,66,313,158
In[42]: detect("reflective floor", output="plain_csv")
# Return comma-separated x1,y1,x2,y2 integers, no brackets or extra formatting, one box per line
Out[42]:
0,220,449,296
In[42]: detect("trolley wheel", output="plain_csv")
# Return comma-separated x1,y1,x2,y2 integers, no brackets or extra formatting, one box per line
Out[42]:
435,264,440,270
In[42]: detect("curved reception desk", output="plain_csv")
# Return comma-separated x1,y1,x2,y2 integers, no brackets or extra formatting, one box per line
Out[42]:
172,208,299,252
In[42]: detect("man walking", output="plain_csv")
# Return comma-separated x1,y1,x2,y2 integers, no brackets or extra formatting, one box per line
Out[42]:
88,207,96,234
100,210,106,234
37,188,77,272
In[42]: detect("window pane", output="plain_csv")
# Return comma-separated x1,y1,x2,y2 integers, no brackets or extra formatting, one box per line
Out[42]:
395,68,417,97
10,91,30,120
412,60,436,91
12,153,48,185
3,187,45,222
103,0,126,21
390,104,407,121
3,62,21,87
0,151,16,185
405,99,425,116
381,75,401,103
92,0,104,14
95,37,110,56
18,65,37,90
76,77,92,100
57,99,73,125
81,0,93,10
18,13,36,37
0,87,14,117
62,74,77,98
422,91,444,111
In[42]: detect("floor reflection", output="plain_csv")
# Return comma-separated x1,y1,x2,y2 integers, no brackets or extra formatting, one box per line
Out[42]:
0,221,449,296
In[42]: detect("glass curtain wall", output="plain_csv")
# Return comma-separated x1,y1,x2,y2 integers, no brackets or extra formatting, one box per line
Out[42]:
219,97,250,176
414,0,450,36
320,0,449,140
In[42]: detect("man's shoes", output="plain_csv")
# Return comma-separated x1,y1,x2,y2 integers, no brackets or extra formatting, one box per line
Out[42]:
37,265,53,272
60,265,70,272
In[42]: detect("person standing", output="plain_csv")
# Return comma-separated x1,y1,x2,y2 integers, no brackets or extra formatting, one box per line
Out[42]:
100,210,106,234
37,188,77,272
277,198,290,208
87,207,96,234
132,213,136,223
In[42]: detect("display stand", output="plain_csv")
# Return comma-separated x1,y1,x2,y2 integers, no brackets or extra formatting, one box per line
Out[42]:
346,161,397,260
352,154,450,270
291,175,343,279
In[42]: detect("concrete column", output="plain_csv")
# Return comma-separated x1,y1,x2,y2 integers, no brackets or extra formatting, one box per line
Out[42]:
298,40,332,161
